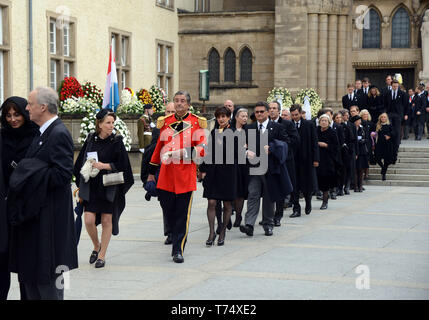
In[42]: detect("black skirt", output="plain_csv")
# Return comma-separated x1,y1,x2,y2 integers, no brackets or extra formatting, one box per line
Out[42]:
356,154,369,170
202,164,237,201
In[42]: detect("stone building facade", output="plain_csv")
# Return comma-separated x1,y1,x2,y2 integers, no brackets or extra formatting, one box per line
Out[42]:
0,0,182,104
178,0,429,109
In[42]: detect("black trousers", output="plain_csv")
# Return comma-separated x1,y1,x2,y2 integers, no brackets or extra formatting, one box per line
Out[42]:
0,252,10,300
414,115,425,139
158,190,193,256
23,275,64,300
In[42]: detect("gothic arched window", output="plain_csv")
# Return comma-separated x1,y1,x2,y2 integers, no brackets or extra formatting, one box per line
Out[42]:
208,48,220,83
224,48,236,83
240,47,253,82
392,7,410,48
362,9,381,49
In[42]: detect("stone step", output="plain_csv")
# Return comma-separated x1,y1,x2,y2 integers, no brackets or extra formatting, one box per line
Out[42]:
368,174,429,181
397,152,429,158
369,168,429,175
365,180,429,187
396,158,429,164
371,163,429,169
398,147,429,152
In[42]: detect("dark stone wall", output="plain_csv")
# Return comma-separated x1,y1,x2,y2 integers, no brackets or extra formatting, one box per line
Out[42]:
222,0,275,11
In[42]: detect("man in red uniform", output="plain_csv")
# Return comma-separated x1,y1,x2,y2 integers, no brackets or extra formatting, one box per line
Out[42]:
148,91,207,263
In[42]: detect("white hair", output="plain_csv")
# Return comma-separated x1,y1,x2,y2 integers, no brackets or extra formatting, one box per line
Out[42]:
35,87,59,115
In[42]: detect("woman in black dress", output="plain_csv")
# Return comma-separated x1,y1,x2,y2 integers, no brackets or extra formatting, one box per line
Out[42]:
360,109,376,177
0,97,37,300
316,114,339,210
231,108,249,227
200,107,237,246
74,109,134,268
367,86,384,124
351,115,369,192
375,113,395,181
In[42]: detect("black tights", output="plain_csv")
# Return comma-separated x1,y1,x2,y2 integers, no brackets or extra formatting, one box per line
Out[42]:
377,159,389,175
234,198,244,218
208,200,232,241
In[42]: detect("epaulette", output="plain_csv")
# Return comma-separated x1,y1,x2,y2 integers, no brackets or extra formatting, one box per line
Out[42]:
194,114,207,129
156,113,174,129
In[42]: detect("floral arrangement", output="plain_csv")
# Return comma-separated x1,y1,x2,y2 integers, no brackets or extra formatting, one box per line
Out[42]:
189,105,200,115
267,87,294,109
82,82,103,107
137,89,152,105
78,110,132,151
124,87,135,97
58,77,84,102
114,116,132,151
60,97,99,114
117,89,145,115
78,110,97,145
149,85,168,113
294,88,323,119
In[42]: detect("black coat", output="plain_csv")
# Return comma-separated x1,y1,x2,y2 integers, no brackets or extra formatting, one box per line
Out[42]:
331,123,344,167
355,125,368,156
384,89,407,119
140,127,160,184
294,119,320,194
316,127,340,177
362,120,376,155
199,127,239,201
74,133,134,236
8,118,78,285
1,97,38,189
0,134,7,253
247,120,290,201
414,94,427,124
277,117,300,162
367,95,385,123
375,124,395,164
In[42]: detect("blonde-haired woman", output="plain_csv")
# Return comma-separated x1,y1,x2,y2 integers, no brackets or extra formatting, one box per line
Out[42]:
316,114,339,210
360,109,376,177
367,86,384,123
374,113,395,181
74,109,134,268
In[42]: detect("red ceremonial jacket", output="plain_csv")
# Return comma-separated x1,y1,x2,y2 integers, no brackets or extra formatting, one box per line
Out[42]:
149,112,207,194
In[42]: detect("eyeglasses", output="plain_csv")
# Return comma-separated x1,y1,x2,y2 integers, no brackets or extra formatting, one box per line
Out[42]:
255,110,266,114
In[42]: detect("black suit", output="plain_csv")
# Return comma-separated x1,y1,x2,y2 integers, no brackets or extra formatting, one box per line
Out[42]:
245,120,287,228
8,118,78,300
292,119,319,214
274,117,300,220
355,89,368,110
384,89,407,160
414,93,427,140
342,94,359,110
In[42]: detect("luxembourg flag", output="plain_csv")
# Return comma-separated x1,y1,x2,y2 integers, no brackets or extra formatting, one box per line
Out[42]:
102,41,120,112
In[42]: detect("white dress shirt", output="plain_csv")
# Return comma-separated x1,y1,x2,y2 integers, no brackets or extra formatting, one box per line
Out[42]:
39,116,59,135
257,118,270,134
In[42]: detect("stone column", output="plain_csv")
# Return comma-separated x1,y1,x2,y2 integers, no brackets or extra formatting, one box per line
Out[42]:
308,13,319,90
337,15,347,101
318,14,328,101
327,14,338,102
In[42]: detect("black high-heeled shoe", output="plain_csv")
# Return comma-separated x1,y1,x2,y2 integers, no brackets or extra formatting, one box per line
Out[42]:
206,234,216,247
217,232,225,246
95,259,105,268
233,215,242,228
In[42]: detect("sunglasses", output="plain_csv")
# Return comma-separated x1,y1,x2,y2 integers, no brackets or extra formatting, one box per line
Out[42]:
255,110,266,114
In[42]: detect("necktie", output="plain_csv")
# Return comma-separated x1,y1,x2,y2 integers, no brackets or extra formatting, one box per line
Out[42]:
259,123,263,132
349,94,352,101
295,122,299,129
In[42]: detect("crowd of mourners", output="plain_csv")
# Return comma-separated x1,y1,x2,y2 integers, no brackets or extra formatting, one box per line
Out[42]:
0,73,426,299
